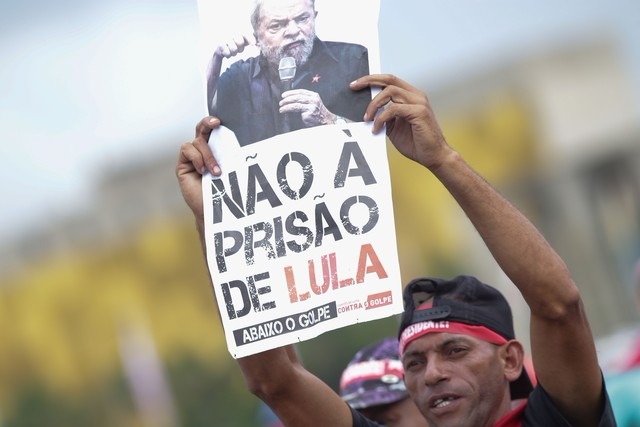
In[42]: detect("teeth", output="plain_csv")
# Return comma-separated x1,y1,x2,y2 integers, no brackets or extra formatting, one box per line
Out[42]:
433,397,454,408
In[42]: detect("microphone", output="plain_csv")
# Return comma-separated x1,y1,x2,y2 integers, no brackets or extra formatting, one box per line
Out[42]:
278,56,297,91
278,57,297,133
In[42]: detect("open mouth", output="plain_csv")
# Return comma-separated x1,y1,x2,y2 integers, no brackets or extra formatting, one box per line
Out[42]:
431,396,458,409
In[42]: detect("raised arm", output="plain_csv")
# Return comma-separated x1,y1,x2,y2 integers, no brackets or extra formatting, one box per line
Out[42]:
176,117,354,427
206,35,254,116
351,74,604,427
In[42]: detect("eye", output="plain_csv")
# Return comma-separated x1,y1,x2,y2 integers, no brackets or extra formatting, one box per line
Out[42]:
403,358,422,372
268,22,284,32
448,346,468,357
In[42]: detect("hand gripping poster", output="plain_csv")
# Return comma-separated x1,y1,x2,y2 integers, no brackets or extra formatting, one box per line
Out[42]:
197,0,402,358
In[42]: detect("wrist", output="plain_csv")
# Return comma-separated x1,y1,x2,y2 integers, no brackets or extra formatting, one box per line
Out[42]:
427,147,461,176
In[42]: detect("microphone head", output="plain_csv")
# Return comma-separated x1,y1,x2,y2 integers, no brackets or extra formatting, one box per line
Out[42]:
278,57,297,81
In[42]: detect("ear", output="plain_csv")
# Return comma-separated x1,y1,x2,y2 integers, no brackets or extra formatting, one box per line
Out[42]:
500,340,525,383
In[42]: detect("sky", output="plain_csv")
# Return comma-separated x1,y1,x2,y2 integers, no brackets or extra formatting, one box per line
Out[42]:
1,0,639,241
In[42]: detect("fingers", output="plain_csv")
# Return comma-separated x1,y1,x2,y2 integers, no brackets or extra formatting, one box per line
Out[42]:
278,90,332,126
191,116,222,175
279,89,315,102
350,73,418,93
371,102,428,134
232,35,248,52
217,34,255,58
177,140,204,176
350,74,429,130
195,115,220,138
278,89,321,113
176,141,206,219
245,33,257,46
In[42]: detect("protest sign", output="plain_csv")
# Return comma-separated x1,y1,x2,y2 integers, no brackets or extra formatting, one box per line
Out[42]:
198,0,402,358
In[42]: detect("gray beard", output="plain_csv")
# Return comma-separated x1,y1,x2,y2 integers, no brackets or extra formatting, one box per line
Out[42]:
261,33,315,68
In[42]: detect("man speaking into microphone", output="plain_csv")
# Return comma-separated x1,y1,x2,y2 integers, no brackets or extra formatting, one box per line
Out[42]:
205,0,371,146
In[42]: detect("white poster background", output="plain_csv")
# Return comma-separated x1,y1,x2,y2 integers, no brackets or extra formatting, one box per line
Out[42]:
197,0,381,89
197,0,401,358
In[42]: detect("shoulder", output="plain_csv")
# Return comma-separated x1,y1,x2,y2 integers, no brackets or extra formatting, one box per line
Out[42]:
311,39,369,72
220,56,259,81
321,40,368,57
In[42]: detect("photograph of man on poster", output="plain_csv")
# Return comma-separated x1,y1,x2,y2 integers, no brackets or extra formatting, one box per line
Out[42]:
204,0,372,146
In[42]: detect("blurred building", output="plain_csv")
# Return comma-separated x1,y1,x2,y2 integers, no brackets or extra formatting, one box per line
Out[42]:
0,31,639,427
391,35,640,346
0,151,186,277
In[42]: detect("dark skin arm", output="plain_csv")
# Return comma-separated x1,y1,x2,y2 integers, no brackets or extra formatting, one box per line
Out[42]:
176,117,354,427
350,74,604,427
206,34,255,115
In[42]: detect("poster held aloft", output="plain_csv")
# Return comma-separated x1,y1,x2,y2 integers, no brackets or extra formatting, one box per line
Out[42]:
197,0,401,358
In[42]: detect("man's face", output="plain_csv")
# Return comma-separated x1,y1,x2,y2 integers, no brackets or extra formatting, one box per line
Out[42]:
401,333,511,427
255,0,317,66
359,397,430,427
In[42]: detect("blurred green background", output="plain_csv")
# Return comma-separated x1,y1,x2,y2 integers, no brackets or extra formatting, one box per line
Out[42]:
2,0,640,425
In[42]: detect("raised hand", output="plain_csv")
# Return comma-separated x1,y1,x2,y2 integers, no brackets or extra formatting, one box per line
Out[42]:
279,88,337,127
351,74,452,171
176,116,222,220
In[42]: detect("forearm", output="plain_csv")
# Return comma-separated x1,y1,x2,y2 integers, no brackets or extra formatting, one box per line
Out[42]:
238,346,299,398
196,219,306,414
206,54,224,116
195,213,351,426
429,150,578,317
238,346,352,427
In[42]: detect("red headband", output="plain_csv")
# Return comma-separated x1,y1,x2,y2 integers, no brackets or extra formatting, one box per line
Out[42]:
399,320,508,356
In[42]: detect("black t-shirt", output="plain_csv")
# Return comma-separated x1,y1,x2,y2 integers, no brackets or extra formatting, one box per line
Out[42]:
350,383,617,426
521,382,617,426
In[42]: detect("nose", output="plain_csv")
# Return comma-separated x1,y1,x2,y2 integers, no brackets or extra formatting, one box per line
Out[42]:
423,357,448,386
283,19,301,37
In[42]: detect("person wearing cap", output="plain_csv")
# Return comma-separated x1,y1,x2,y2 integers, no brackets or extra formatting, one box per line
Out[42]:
339,337,429,427
176,73,617,426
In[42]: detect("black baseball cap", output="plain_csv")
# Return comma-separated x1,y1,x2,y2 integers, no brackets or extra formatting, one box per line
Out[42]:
398,275,534,399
